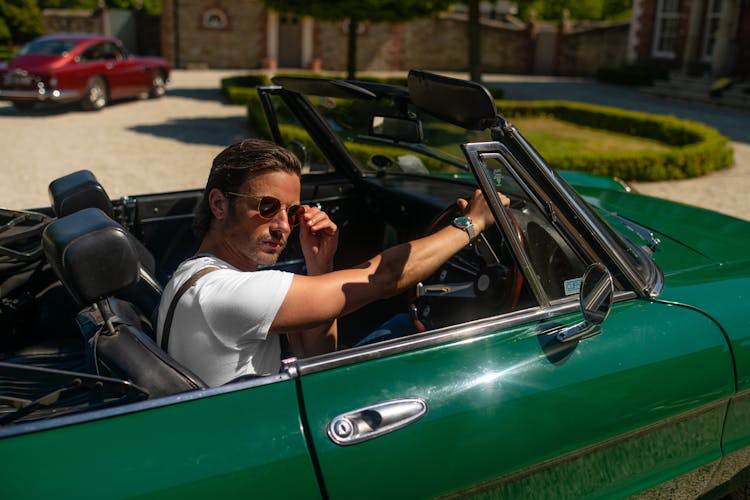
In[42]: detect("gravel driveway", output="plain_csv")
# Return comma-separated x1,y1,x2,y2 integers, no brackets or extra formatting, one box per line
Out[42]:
1,69,748,222
0,70,249,210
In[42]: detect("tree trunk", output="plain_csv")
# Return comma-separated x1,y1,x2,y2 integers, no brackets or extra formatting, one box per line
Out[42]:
468,0,482,82
347,18,358,79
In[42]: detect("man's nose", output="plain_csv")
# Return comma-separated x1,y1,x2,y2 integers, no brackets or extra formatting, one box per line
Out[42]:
269,208,292,233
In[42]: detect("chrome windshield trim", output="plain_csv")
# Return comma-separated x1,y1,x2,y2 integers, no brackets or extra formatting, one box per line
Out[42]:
297,290,636,375
462,142,551,306
504,126,656,297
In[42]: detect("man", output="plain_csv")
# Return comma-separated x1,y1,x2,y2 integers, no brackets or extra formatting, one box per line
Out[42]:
156,138,506,386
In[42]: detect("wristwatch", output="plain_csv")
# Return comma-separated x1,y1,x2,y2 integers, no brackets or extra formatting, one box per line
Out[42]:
451,216,476,242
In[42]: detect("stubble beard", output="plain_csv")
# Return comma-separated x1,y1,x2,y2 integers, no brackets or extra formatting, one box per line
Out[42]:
251,232,286,268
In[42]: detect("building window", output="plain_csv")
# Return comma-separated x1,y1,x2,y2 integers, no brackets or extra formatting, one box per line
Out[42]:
202,8,229,30
652,0,681,58
701,0,722,61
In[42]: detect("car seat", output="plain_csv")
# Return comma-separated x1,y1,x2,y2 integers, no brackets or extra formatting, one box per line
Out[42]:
42,207,207,398
48,169,163,333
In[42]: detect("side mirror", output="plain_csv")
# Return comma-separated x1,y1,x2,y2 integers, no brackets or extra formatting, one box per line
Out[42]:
556,263,614,342
370,115,423,143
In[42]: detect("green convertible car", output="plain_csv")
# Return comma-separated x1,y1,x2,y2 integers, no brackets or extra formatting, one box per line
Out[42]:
2,71,750,499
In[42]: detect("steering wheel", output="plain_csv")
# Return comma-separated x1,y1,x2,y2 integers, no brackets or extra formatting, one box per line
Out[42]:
410,202,525,331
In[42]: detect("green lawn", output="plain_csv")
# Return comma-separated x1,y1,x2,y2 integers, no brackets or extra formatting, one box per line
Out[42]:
508,116,670,155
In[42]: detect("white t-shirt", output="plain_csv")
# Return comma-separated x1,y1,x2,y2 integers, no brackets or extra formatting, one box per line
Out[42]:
156,255,294,386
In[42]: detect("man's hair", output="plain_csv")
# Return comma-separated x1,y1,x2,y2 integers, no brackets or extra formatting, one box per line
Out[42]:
193,139,302,239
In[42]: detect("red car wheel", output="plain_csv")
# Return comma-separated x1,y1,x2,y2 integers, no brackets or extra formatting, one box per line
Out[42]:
81,76,108,111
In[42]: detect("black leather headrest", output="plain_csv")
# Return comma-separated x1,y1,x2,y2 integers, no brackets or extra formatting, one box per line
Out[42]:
48,170,114,218
42,208,140,305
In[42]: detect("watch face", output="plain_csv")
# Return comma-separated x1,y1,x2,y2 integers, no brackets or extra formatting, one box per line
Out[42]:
453,216,471,228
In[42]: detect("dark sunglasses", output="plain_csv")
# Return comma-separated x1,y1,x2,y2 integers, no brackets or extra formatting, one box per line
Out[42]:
226,192,301,226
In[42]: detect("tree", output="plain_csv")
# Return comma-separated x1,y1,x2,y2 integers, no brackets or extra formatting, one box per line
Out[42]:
515,0,631,21
0,0,43,44
261,0,454,79
467,0,480,82
0,14,12,44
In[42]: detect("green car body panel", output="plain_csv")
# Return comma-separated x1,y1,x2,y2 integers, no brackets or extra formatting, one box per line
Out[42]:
299,300,732,498
1,378,321,499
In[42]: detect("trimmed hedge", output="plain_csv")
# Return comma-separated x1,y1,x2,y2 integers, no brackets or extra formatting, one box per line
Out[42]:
496,100,733,181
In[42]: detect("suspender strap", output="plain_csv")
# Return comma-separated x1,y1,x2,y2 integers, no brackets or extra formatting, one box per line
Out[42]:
160,266,220,351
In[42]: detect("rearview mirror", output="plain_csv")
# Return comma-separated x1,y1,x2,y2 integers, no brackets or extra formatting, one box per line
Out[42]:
407,70,498,131
555,263,614,342
370,115,423,143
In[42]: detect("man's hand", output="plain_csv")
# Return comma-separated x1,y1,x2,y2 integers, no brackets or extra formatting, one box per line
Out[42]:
299,204,339,275
455,189,510,234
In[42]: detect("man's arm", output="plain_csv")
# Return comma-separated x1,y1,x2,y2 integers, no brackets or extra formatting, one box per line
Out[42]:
285,204,339,356
271,190,505,334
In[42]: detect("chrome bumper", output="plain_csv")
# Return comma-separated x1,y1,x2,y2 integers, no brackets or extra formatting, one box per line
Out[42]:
0,88,81,102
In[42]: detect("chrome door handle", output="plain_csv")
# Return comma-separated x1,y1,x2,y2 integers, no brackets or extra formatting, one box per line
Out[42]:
327,398,427,446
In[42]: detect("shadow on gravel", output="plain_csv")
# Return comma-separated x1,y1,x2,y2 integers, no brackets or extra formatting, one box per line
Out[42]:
129,116,251,146
0,101,81,116
0,97,151,117
165,87,228,102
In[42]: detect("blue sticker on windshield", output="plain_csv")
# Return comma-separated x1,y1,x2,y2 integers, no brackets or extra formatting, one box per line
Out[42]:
564,278,581,296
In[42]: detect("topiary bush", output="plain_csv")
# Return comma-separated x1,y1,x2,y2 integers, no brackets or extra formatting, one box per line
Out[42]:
496,100,733,181
220,74,271,101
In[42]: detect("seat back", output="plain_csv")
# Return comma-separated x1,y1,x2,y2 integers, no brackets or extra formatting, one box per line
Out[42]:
48,170,162,328
42,208,207,397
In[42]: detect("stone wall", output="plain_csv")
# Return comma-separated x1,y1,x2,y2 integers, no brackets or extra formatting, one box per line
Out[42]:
558,22,630,76
402,15,529,73
316,13,531,74
316,20,398,71
162,0,266,69
43,9,105,35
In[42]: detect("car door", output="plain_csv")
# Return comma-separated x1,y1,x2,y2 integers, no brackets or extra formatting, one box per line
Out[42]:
295,142,734,498
1,376,322,499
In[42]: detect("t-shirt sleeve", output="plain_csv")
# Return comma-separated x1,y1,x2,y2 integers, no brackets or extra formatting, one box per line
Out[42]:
194,269,294,347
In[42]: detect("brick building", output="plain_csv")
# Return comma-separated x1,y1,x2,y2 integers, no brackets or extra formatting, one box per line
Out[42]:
627,0,750,76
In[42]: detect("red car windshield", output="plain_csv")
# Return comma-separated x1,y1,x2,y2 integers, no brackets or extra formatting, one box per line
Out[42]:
18,39,79,56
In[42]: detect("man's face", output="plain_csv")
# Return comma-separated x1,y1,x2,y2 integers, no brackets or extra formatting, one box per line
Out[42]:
218,170,301,270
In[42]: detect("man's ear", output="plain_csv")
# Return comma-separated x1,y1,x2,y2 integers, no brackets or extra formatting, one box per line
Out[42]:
208,188,228,220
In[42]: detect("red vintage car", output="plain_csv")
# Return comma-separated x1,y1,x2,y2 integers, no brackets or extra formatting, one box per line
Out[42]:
0,33,169,111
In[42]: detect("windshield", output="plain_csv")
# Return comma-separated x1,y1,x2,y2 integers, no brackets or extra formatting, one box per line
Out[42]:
19,39,79,56
268,83,659,296
310,94,492,176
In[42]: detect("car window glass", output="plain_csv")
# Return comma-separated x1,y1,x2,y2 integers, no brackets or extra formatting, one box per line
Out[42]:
80,44,103,62
18,39,78,56
100,43,123,60
310,95,480,176
267,95,332,174
80,43,122,62
478,155,589,302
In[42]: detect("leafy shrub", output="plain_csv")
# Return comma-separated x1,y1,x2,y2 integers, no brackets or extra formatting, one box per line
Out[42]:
220,74,271,101
0,45,16,61
496,100,733,181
